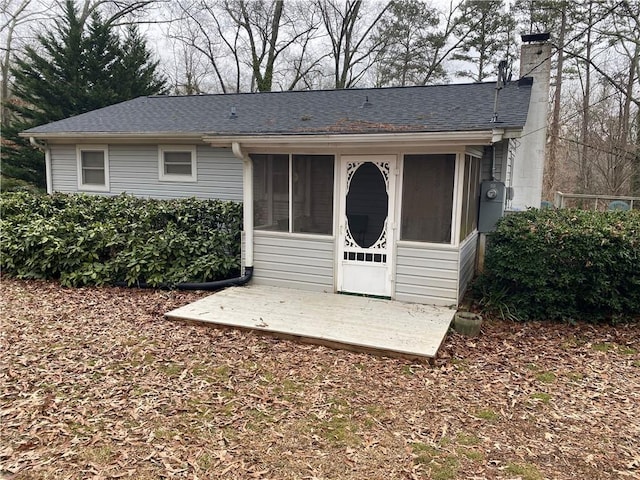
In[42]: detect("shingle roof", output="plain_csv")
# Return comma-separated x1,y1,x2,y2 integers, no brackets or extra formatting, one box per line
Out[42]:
23,80,532,136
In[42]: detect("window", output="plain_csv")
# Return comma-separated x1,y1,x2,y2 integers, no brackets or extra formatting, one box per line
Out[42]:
459,154,481,241
77,145,109,191
292,155,334,234
253,154,289,231
400,154,456,243
252,154,334,235
159,145,197,182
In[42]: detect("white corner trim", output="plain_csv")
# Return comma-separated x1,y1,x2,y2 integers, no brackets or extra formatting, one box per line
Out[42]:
158,145,198,182
76,144,110,192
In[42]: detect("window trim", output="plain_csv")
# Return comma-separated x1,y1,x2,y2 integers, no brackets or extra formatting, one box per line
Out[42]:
76,145,110,192
158,145,197,182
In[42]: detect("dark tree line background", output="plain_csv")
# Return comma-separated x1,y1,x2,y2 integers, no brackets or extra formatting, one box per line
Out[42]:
1,0,639,199
1,0,166,190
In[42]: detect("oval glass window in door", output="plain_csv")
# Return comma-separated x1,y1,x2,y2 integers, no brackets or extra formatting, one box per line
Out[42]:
346,162,388,249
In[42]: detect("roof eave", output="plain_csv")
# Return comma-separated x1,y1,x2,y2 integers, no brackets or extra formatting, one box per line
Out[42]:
19,131,205,142
204,130,513,148
21,128,524,146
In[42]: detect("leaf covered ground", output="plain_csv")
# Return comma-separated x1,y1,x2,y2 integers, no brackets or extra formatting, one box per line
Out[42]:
1,279,639,480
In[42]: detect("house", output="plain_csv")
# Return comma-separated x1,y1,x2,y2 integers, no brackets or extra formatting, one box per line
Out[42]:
22,35,551,307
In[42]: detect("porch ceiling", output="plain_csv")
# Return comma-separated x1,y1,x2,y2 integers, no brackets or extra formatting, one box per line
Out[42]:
165,285,455,360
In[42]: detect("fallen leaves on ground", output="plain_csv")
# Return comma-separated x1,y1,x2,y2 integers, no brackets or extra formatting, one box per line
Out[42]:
1,278,639,479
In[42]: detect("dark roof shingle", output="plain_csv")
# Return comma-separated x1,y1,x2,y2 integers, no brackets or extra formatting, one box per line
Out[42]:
24,80,532,136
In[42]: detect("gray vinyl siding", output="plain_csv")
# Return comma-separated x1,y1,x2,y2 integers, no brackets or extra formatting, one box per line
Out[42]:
481,140,508,182
457,233,477,302
394,243,459,306
49,144,242,201
50,145,77,192
251,231,335,292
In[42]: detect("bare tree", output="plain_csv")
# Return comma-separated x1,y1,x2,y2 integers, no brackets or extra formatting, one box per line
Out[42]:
1,0,52,127
165,39,210,94
224,0,319,92
167,0,322,93
547,2,568,198
557,0,639,194
76,0,160,26
577,1,596,192
610,0,640,194
167,0,244,93
275,1,326,91
317,0,390,89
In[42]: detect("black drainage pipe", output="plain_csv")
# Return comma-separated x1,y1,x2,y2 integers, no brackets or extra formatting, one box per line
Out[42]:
114,266,253,291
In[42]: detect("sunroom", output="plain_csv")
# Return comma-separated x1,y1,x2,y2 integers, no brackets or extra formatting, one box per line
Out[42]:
213,136,486,307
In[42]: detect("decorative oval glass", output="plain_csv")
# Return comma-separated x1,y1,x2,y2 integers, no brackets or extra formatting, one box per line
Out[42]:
346,162,388,249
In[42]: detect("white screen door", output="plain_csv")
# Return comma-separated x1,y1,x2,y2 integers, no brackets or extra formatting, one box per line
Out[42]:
337,155,396,297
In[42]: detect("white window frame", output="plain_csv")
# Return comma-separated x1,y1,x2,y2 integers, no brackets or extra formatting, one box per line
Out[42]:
77,145,110,192
158,145,197,182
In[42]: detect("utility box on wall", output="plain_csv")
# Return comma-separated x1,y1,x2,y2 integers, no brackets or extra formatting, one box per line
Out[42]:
478,181,506,233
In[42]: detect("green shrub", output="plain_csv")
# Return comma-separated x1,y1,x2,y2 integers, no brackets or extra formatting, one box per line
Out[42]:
0,192,242,287
0,176,43,194
474,208,640,322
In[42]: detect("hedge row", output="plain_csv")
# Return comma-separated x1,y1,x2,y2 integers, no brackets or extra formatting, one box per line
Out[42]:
475,208,640,322
0,192,242,287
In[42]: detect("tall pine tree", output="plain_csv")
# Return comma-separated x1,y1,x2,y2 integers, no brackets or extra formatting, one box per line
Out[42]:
1,0,166,191
372,0,444,87
453,0,517,83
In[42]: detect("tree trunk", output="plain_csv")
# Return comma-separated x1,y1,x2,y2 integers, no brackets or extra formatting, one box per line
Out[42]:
579,2,593,193
616,42,638,194
545,3,566,199
633,103,640,196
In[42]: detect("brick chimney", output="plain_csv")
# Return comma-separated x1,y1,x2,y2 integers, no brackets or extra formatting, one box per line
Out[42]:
509,33,551,210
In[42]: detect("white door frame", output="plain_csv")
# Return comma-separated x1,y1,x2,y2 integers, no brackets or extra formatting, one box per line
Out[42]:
336,154,397,297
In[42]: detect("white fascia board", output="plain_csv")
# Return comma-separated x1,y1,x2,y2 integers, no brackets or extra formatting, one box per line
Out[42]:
22,128,523,146
501,128,525,139
203,131,495,148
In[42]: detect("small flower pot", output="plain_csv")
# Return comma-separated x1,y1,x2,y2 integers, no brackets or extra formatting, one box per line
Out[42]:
453,311,482,337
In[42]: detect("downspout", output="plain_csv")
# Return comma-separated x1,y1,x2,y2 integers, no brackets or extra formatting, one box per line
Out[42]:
114,142,255,291
30,137,53,194
231,141,254,270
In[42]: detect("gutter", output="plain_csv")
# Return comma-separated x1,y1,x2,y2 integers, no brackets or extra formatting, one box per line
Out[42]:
204,130,498,147
20,131,205,142
29,137,53,194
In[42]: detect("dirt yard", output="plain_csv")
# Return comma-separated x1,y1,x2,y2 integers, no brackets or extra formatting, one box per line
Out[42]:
1,279,639,479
